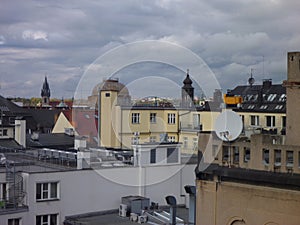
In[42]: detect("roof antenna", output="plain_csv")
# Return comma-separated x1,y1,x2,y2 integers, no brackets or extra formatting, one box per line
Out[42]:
248,68,255,87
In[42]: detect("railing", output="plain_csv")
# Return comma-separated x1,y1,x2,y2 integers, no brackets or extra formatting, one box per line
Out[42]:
179,123,202,131
3,162,26,209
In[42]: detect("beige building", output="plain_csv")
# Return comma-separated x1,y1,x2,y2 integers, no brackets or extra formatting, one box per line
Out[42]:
195,51,300,225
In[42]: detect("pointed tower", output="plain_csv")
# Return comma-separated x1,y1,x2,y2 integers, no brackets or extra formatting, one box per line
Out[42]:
41,76,51,106
181,69,194,107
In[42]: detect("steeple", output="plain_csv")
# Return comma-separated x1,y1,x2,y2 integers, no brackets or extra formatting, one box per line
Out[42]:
41,76,51,106
181,69,194,108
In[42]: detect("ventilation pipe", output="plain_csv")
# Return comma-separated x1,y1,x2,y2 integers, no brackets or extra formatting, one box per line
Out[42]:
184,185,196,225
165,195,177,225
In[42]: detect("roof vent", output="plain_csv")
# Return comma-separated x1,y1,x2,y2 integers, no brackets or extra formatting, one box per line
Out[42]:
31,132,39,141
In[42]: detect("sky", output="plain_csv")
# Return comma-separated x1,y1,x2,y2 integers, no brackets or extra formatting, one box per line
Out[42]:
0,0,299,99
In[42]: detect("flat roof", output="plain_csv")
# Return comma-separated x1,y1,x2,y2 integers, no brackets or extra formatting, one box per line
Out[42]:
65,206,189,225
196,164,300,191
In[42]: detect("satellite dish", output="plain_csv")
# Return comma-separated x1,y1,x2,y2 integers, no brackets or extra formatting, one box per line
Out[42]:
214,110,243,141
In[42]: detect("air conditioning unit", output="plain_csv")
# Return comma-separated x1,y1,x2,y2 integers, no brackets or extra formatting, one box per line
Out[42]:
130,213,138,222
119,204,127,217
138,215,148,224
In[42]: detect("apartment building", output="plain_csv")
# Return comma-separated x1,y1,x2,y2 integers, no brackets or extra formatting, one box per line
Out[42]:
195,52,300,225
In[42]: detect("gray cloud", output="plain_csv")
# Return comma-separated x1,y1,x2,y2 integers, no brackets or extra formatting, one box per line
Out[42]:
0,0,299,98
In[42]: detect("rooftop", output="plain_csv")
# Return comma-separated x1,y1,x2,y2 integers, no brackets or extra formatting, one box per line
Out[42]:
64,206,189,225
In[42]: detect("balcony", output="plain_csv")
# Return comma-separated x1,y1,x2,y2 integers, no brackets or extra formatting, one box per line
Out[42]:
179,122,202,132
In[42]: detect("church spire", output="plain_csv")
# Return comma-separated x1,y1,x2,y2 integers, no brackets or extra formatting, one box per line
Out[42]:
41,76,51,106
181,69,194,108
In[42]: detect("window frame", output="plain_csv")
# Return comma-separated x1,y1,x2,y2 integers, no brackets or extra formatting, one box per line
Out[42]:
266,115,276,127
262,148,270,165
167,113,176,124
131,113,140,124
250,115,259,126
36,214,58,225
36,182,59,202
8,218,21,225
150,113,157,123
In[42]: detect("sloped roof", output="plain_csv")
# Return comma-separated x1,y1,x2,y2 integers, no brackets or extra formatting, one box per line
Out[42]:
26,133,74,149
0,139,22,149
228,81,286,113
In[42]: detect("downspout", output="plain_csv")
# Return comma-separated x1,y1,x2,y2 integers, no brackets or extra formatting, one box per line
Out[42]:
98,88,101,147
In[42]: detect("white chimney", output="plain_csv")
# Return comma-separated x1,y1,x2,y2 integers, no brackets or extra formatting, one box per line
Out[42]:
15,119,26,147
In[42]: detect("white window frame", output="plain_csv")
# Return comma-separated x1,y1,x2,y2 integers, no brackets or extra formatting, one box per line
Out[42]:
131,137,140,145
36,182,59,201
149,136,156,143
150,113,156,123
250,115,259,126
167,136,175,143
132,113,140,124
266,115,275,127
8,218,21,225
183,137,188,148
193,137,198,150
168,113,176,124
36,214,58,225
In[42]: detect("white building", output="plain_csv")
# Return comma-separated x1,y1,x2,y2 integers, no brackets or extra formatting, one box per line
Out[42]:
0,145,196,225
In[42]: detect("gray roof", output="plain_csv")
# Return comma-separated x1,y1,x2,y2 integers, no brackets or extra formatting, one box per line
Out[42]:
228,80,286,113
26,133,74,149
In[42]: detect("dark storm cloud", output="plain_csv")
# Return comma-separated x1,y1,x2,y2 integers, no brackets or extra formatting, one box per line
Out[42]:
0,0,299,98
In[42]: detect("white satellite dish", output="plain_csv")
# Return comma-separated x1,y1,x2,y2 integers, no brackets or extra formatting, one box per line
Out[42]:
214,110,243,141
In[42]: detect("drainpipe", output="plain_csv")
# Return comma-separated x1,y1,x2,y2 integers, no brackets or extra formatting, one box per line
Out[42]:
98,87,101,147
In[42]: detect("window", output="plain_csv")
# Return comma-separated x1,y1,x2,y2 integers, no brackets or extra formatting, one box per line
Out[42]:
105,92,110,97
275,105,283,110
167,136,175,143
168,113,176,124
266,116,275,127
259,105,268,109
282,116,286,128
250,115,259,126
149,136,156,143
0,129,8,136
247,105,255,109
244,147,250,162
193,114,200,128
131,137,140,145
279,94,286,102
274,149,281,166
212,145,219,160
36,214,58,225
131,113,140,124
193,138,198,150
150,113,156,123
150,149,156,164
167,148,178,163
36,182,59,201
183,137,188,148
233,146,239,164
267,94,277,102
8,218,21,225
222,146,229,162
286,151,294,167
262,149,269,165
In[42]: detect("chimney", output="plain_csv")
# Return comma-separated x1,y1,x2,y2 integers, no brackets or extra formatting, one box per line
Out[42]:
284,52,300,145
14,119,26,147
185,185,196,225
165,196,177,225
262,79,272,90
